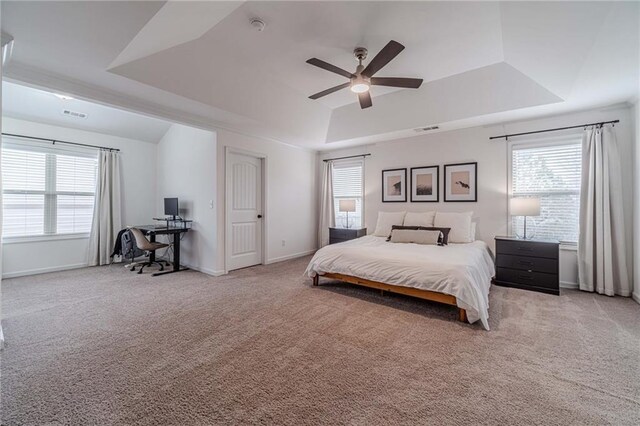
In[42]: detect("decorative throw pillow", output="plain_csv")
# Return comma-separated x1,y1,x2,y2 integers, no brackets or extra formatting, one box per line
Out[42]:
420,227,451,245
403,211,436,227
373,211,407,237
434,211,473,243
389,229,441,245
389,225,451,245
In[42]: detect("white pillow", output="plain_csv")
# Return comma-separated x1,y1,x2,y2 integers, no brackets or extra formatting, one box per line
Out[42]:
403,211,436,227
434,212,473,243
373,211,407,237
470,222,477,241
389,229,441,245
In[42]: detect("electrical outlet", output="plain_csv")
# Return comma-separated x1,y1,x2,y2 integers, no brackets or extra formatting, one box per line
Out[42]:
281,240,286,247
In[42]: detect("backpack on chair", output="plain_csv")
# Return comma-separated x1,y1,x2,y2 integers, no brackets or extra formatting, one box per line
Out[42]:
121,229,144,268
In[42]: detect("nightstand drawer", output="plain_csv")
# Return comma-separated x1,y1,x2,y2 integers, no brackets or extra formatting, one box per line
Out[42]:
496,268,558,290
329,228,367,245
496,254,558,274
496,239,558,259
330,228,350,239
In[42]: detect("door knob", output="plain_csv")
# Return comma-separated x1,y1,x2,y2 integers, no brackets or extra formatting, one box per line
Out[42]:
257,214,263,218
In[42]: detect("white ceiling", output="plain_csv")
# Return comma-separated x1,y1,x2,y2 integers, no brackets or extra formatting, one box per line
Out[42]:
2,81,172,143
1,1,638,150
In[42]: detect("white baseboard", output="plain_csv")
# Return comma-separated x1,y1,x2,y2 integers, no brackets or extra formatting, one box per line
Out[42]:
632,292,640,305
560,281,579,290
179,263,226,277
266,249,316,265
2,263,88,279
190,266,227,277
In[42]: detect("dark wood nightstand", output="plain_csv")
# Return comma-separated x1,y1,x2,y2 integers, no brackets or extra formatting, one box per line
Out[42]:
493,236,560,295
329,227,367,245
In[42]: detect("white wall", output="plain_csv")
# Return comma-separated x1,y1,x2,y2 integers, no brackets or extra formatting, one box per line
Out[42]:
216,129,317,272
319,105,635,289
155,125,318,275
2,118,319,278
156,124,217,275
1,117,158,277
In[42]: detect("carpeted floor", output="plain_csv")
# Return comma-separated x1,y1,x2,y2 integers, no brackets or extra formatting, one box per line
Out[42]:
1,257,639,425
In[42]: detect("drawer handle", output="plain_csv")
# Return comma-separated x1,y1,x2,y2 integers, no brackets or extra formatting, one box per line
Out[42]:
518,260,534,266
518,274,534,281
517,246,533,252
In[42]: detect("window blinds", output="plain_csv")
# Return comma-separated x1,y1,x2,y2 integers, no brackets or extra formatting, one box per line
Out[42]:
511,140,582,243
55,154,97,234
2,142,98,238
332,160,364,228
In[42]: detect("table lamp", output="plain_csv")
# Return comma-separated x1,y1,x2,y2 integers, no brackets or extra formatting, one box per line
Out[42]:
339,199,356,229
510,197,540,240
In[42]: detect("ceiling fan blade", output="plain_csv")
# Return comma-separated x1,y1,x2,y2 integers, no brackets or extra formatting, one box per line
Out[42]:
309,82,351,100
306,58,354,79
358,91,372,109
362,40,405,78
370,77,423,89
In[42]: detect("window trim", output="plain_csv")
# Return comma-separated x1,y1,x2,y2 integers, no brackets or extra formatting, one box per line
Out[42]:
507,133,582,245
332,158,365,229
2,233,91,244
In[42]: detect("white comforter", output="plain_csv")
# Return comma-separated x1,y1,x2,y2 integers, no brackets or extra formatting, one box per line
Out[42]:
305,236,495,330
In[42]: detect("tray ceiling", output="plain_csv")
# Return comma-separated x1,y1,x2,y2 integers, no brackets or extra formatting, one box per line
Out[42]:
2,1,638,149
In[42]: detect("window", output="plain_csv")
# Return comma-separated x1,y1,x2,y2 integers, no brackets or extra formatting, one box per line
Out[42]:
510,137,582,244
332,160,364,229
2,138,98,239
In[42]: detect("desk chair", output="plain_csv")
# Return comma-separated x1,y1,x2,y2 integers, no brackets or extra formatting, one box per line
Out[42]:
129,227,171,274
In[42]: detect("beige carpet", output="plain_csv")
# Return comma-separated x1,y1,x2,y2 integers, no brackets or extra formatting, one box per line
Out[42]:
1,257,639,425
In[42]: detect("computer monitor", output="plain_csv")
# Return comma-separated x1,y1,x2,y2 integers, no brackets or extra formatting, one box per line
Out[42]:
164,198,179,218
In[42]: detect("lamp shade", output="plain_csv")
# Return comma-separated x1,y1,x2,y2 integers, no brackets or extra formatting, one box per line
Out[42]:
338,199,356,212
510,197,540,216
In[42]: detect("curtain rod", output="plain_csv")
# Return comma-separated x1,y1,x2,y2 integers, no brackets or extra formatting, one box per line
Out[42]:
2,132,120,152
323,153,371,162
489,120,619,141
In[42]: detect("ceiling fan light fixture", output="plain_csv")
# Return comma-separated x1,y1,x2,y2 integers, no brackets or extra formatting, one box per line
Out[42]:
350,75,370,93
350,82,370,93
307,40,421,109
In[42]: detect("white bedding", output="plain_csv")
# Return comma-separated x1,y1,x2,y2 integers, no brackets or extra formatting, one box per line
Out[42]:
305,236,495,330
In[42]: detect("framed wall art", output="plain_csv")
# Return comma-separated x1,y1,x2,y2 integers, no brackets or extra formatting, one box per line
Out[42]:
444,162,477,202
382,168,407,202
410,166,439,202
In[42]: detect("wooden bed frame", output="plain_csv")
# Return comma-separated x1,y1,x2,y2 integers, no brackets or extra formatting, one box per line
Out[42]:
313,273,468,323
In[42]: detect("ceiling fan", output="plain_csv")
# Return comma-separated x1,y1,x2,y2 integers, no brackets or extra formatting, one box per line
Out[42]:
306,40,423,109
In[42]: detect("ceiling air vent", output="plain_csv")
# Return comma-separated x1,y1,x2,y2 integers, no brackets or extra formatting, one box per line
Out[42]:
414,125,439,133
62,109,88,119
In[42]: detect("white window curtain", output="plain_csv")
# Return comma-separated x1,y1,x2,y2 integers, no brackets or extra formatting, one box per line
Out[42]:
88,150,122,266
318,160,335,248
578,125,630,296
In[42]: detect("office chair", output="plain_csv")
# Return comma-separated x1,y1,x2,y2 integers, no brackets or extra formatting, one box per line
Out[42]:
128,227,171,274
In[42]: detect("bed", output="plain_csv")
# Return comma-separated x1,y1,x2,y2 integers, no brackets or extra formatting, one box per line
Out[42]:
305,235,495,330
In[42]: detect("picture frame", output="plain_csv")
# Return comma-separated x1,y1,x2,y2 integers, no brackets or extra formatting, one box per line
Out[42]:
410,166,439,202
444,162,477,202
382,168,407,202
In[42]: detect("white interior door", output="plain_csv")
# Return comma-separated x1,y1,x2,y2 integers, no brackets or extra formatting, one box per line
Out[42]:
227,152,263,271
